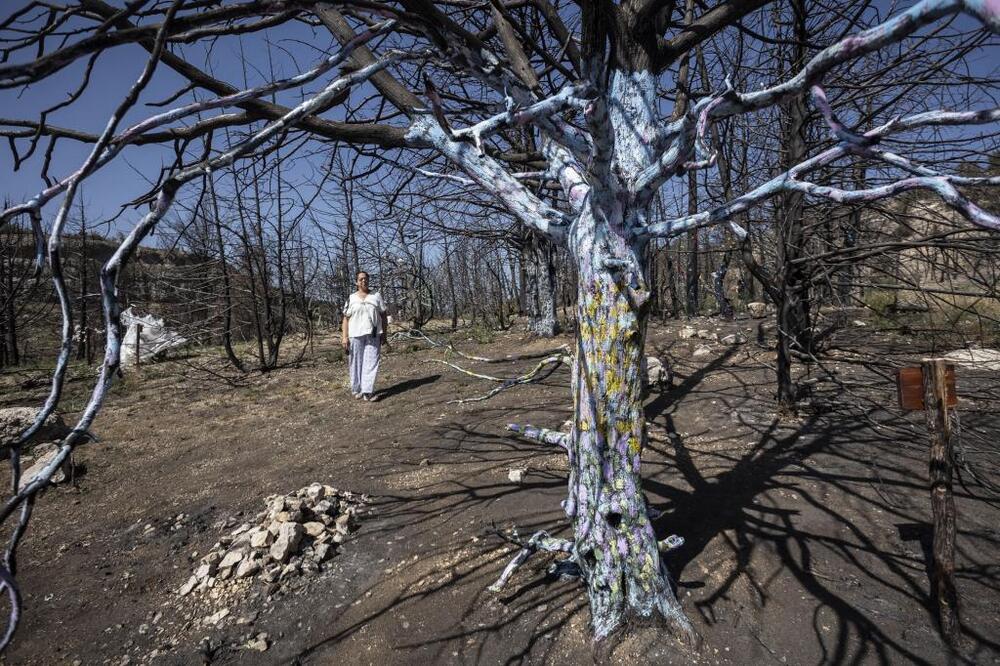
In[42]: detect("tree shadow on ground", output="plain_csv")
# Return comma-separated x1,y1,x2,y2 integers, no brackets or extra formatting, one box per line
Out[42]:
297,339,999,665
640,342,1000,665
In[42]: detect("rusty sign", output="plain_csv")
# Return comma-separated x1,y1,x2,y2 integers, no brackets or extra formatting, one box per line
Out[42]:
896,365,957,411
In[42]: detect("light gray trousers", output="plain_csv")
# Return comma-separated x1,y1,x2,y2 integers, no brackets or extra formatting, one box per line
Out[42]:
349,334,381,395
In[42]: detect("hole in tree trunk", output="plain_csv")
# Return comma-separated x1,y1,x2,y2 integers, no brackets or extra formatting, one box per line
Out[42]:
606,512,622,529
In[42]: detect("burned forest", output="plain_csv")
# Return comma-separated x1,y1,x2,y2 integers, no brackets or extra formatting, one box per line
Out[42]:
1,0,1000,663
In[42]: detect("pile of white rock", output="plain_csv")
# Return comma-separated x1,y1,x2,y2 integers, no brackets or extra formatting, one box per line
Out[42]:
178,483,365,596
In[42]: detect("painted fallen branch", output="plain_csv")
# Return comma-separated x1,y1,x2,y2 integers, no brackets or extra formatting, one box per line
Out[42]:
425,351,570,404
505,423,570,450
488,529,574,592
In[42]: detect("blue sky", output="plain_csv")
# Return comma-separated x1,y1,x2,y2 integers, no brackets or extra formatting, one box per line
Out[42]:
1,1,998,243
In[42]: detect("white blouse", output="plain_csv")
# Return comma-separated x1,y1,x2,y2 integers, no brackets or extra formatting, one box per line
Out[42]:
343,292,386,338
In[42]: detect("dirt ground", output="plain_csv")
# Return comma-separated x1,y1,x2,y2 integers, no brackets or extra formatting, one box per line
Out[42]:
1,317,999,665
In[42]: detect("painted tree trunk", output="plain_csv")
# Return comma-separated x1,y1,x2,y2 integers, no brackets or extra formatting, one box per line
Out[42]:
566,197,688,639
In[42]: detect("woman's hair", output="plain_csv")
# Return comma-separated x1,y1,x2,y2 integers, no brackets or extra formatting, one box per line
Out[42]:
357,270,369,279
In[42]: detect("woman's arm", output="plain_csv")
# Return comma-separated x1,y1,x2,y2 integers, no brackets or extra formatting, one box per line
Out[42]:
341,311,350,351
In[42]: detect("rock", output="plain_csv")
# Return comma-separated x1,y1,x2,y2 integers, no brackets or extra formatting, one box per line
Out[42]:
267,520,283,537
507,468,526,484
852,320,867,327
218,548,246,570
334,513,354,533
178,576,198,596
273,510,303,523
269,497,286,516
19,442,72,490
678,326,697,339
279,562,300,580
246,633,269,652
201,551,222,566
269,523,303,563
331,532,346,544
692,345,713,359
747,302,767,318
230,523,252,536
644,356,669,389
696,329,716,341
314,500,334,515
313,543,332,562
720,333,747,345
235,558,261,579
249,529,273,549
204,609,229,626
302,522,326,537
559,419,573,433
0,407,69,446
306,484,325,501
194,563,216,580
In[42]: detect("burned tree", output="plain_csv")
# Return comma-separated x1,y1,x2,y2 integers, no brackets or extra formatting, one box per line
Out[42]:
1,0,1000,648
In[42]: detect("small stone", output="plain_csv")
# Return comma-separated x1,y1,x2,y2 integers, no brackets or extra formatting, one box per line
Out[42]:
204,608,230,626
201,552,222,566
236,612,258,625
279,562,300,580
178,576,198,596
19,442,72,490
720,333,747,345
334,514,353,533
678,326,697,339
230,523,252,536
269,497,286,515
747,302,767,318
274,510,303,523
250,529,273,549
236,558,261,579
246,632,269,652
217,566,233,580
692,345,713,359
306,484,325,501
507,468,525,484
852,319,867,327
302,522,326,537
269,523,304,563
219,548,246,569
696,329,715,340
313,543,332,562
194,564,215,580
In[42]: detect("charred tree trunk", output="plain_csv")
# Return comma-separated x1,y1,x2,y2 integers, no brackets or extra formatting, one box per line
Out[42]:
523,229,560,337
775,0,813,409
208,174,245,372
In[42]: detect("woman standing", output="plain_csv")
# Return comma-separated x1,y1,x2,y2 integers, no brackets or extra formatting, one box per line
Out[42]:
341,271,388,401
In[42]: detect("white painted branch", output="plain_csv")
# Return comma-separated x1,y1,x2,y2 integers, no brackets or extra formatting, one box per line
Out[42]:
407,116,569,242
